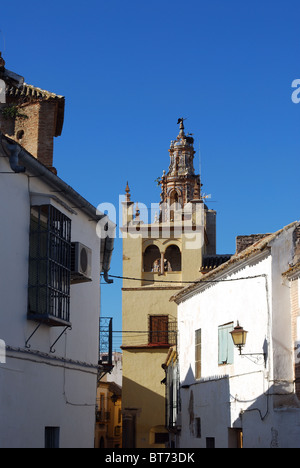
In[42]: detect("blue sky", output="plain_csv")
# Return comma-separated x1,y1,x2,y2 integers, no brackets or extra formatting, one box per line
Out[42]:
1,0,299,341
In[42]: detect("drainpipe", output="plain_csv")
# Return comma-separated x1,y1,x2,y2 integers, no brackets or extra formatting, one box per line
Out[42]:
102,229,115,284
0,135,26,173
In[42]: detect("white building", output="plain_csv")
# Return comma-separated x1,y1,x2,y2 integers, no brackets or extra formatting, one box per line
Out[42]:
171,221,300,448
0,57,115,448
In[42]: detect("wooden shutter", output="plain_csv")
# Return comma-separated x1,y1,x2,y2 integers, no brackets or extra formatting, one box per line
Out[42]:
149,316,168,344
195,329,201,379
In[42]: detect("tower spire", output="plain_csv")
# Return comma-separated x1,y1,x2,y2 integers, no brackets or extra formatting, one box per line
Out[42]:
160,119,201,221
125,181,131,202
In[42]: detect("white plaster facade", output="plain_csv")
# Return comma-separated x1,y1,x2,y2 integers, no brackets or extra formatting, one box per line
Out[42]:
0,135,114,448
173,222,300,448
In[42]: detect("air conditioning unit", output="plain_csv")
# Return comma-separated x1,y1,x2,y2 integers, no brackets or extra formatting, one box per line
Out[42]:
71,242,92,284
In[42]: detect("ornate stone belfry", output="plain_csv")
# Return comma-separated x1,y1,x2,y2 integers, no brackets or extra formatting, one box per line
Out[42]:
160,118,201,221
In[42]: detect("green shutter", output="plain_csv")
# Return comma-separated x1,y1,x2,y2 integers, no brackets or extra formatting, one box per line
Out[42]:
218,323,234,365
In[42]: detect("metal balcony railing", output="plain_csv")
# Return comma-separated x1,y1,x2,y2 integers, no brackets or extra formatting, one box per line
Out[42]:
98,317,113,381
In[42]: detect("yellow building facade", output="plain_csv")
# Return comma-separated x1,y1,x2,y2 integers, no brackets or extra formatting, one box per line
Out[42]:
95,381,122,448
121,120,217,448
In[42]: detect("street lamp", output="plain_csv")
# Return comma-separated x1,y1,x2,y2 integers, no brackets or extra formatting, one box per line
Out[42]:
230,321,266,363
230,322,248,355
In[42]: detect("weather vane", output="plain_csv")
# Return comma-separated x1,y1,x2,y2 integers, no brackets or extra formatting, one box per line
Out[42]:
177,117,187,125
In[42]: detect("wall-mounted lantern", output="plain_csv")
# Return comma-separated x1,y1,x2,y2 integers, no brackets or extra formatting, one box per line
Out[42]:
230,322,266,364
230,322,248,354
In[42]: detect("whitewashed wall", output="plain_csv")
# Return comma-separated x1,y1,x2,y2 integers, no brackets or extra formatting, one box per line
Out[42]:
0,154,101,448
177,226,300,448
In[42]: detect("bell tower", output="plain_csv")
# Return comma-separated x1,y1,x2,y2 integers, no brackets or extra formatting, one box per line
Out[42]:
121,119,218,449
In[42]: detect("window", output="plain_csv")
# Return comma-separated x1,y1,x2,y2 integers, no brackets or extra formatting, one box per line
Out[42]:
28,205,71,327
169,190,181,222
218,323,234,365
206,437,215,448
149,316,177,346
149,316,169,344
154,432,169,444
195,418,201,438
164,245,181,272
45,427,60,449
195,329,201,379
166,360,180,429
143,245,161,272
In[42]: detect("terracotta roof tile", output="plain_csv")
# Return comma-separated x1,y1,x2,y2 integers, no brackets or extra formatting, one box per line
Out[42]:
6,82,64,101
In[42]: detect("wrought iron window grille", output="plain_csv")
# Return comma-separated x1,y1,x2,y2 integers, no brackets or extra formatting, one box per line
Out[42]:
28,205,72,327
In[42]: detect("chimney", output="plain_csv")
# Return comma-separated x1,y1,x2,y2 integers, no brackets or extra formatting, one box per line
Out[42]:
236,234,271,254
0,53,65,174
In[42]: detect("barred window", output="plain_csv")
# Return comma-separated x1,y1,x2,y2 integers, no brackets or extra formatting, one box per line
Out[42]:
28,205,71,327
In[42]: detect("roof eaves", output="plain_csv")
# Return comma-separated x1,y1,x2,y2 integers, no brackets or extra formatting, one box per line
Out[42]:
282,261,300,279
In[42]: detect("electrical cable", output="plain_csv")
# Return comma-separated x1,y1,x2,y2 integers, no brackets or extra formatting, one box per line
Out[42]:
103,273,266,285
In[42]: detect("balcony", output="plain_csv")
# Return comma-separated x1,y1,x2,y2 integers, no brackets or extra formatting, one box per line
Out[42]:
96,410,111,424
98,317,113,381
121,318,177,349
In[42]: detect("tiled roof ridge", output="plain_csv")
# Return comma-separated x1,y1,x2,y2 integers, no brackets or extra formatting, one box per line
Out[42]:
6,82,64,101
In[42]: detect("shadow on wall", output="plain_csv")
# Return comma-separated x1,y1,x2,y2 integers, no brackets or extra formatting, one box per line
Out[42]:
179,365,300,448
122,376,167,449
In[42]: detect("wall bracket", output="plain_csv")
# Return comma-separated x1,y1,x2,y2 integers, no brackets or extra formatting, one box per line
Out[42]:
50,326,72,354
25,322,43,349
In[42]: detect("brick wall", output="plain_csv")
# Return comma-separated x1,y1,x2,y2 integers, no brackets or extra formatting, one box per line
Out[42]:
236,234,271,254
36,100,57,168
14,102,40,159
0,99,58,172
